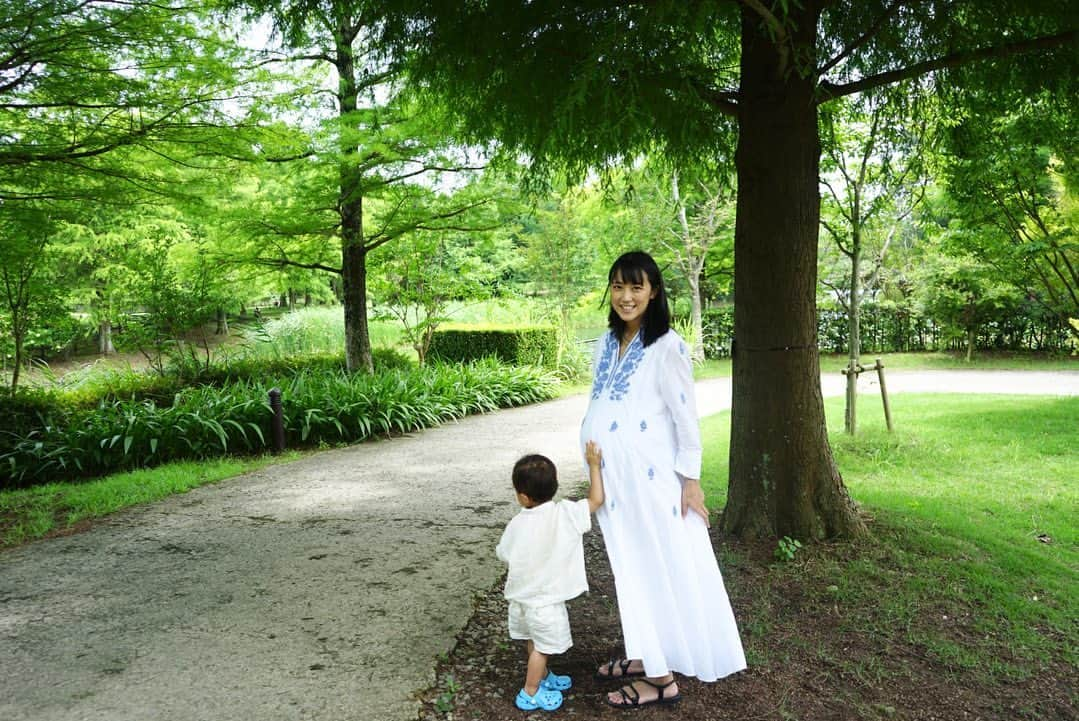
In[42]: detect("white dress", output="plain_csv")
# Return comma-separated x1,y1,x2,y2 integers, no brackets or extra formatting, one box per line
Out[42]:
580,329,746,681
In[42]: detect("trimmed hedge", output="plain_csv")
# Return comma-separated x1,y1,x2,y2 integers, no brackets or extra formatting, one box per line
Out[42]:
428,325,559,367
702,301,1074,359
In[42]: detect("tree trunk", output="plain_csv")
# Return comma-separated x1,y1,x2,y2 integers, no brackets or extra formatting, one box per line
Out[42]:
689,275,705,364
721,2,865,541
98,319,115,355
215,308,229,335
337,19,373,374
845,234,862,434
334,14,373,375
671,170,706,363
342,239,372,373
11,317,23,390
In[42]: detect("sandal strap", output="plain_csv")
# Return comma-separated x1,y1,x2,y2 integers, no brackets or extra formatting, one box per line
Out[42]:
601,657,639,679
640,678,676,699
616,684,641,706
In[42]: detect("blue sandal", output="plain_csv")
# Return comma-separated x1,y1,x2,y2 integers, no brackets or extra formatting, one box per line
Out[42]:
515,686,563,711
542,670,572,691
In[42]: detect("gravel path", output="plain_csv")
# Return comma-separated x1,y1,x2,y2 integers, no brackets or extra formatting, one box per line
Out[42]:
2,370,1077,721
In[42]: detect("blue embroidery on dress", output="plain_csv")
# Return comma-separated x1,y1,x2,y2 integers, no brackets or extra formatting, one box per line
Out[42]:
600,458,605,469
679,392,686,404
607,333,644,401
648,467,654,479
640,420,647,431
609,421,618,432
679,342,686,356
590,333,618,399
672,506,678,516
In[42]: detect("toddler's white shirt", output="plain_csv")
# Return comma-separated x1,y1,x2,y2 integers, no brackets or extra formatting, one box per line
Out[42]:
496,498,591,607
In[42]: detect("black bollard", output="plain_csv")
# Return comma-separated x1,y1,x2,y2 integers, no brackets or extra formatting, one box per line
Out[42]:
268,387,285,454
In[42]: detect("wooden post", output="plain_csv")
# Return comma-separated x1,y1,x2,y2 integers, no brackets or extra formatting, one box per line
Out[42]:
843,359,863,434
269,388,285,454
874,358,894,432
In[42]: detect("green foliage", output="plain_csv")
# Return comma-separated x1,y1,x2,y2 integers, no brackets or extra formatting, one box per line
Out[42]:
939,90,1077,338
433,674,460,714
774,536,804,563
701,306,735,359
703,297,1071,358
370,347,417,372
370,225,510,364
240,307,348,357
513,189,605,359
1,0,267,199
914,252,1024,358
0,359,554,487
428,326,559,368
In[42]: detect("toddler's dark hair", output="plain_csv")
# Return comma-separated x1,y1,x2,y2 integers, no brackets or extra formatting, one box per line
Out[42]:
512,454,558,504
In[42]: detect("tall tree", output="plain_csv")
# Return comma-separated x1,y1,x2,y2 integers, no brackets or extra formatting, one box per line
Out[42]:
222,0,491,372
517,189,604,359
384,1,1077,539
655,169,735,362
2,1,277,373
819,93,929,432
0,207,61,389
942,92,1078,340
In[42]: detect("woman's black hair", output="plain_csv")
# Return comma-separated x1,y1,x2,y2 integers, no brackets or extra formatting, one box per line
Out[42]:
606,251,671,348
512,454,558,504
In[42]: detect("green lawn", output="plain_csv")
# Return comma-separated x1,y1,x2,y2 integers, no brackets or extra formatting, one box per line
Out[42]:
700,393,1078,680
819,350,1079,372
0,453,302,548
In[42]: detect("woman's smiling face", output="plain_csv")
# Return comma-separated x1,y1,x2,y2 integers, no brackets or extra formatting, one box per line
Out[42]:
609,270,656,328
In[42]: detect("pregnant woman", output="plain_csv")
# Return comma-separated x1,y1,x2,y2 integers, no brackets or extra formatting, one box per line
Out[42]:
581,251,746,709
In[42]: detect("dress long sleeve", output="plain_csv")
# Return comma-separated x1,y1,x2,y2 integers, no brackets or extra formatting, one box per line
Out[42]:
660,335,702,481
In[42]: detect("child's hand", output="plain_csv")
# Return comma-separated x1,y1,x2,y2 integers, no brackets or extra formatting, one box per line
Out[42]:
585,440,602,468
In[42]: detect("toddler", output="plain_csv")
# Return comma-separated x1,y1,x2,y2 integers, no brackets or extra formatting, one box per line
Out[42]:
495,441,605,712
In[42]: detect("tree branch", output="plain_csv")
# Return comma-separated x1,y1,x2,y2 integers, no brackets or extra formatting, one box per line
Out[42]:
248,256,341,275
688,77,740,117
817,0,913,77
817,30,1078,103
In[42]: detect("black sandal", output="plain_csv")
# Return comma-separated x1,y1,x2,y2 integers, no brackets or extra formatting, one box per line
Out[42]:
604,678,682,709
594,658,646,681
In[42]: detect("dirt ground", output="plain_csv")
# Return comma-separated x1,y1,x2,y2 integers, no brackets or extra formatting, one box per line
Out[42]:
416,527,1077,721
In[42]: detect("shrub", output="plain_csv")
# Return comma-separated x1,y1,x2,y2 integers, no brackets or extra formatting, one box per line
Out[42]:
702,306,734,359
0,388,64,444
252,306,346,356
428,325,559,367
0,359,555,488
372,346,416,372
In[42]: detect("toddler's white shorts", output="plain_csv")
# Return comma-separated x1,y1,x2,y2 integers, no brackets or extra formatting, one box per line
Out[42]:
507,600,572,655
